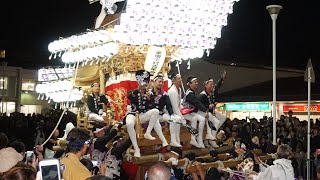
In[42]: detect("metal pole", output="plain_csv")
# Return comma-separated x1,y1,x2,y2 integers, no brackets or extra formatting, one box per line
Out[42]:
271,14,278,145
307,67,311,180
1,63,5,116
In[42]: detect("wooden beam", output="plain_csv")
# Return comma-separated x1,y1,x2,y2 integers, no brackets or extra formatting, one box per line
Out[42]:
186,155,274,173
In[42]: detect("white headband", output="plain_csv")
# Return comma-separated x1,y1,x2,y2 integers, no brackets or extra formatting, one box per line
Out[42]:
187,78,197,85
93,128,104,134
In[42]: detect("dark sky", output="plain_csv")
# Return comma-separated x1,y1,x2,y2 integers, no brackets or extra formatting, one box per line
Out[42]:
0,0,319,70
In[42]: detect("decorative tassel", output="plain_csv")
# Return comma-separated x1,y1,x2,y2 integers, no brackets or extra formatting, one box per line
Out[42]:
48,99,51,103
37,94,41,100
46,95,50,101
176,61,179,67
96,59,100,64
101,57,107,62
49,54,52,60
125,47,128,53
187,59,191,70
58,51,62,57
206,49,210,57
72,63,76,68
90,60,94,66
41,95,45,100
55,103,57,109
54,53,57,59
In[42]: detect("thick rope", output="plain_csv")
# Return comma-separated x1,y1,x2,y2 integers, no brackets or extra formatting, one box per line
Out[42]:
41,60,80,147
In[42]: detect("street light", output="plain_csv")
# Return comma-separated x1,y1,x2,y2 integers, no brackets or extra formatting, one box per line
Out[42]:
266,4,282,145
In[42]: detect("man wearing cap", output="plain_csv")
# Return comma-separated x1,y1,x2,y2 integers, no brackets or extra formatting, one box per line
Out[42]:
125,70,168,158
87,82,110,122
198,71,227,146
151,74,182,147
181,76,206,148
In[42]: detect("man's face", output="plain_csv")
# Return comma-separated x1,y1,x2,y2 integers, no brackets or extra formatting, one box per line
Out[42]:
92,84,100,93
173,75,182,87
53,129,59,137
95,130,105,138
190,79,198,90
205,81,214,92
154,78,164,90
139,81,149,89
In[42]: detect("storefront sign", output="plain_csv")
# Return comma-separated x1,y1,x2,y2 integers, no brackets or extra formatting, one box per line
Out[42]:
225,103,270,111
283,105,320,112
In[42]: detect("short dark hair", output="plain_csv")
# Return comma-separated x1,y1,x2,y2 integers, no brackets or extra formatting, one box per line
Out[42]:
66,128,91,153
1,164,36,180
8,141,25,154
147,161,171,180
86,175,113,180
80,158,94,171
0,132,8,150
205,167,221,180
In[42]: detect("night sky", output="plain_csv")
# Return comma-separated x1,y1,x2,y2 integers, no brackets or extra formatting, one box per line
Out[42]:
0,0,319,70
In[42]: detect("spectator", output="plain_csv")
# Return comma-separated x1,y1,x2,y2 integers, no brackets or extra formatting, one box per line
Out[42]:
0,147,24,173
60,128,92,180
44,129,59,158
1,164,36,180
7,141,26,158
0,132,8,150
146,161,173,180
86,175,113,180
316,166,320,180
250,144,294,180
80,158,94,172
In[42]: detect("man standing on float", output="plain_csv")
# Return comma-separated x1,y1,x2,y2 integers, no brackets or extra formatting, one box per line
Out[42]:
198,71,227,147
125,70,168,158
181,76,206,148
87,82,109,122
151,74,182,147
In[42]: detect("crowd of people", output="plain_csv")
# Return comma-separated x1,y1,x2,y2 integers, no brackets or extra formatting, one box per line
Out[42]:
0,69,320,180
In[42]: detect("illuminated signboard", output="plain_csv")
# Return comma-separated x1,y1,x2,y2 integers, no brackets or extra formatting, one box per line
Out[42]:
225,103,270,111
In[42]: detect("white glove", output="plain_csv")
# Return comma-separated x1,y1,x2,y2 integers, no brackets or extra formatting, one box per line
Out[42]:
127,105,132,112
98,109,104,115
167,157,178,166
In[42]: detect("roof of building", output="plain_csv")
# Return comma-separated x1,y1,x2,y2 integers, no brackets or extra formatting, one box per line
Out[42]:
219,76,320,102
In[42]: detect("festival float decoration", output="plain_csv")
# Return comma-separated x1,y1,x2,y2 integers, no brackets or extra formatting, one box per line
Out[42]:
44,0,243,169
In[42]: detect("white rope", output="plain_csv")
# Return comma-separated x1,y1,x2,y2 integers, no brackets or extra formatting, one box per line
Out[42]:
41,60,80,147
216,160,225,171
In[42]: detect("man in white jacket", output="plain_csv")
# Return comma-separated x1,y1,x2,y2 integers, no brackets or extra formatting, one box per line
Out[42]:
168,74,186,148
250,144,295,180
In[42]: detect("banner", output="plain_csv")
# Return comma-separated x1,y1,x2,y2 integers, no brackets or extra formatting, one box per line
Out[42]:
105,79,168,121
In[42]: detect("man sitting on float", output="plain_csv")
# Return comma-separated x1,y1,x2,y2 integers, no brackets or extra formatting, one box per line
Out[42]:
181,76,206,148
150,74,182,147
125,70,168,158
198,71,227,147
87,82,110,122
